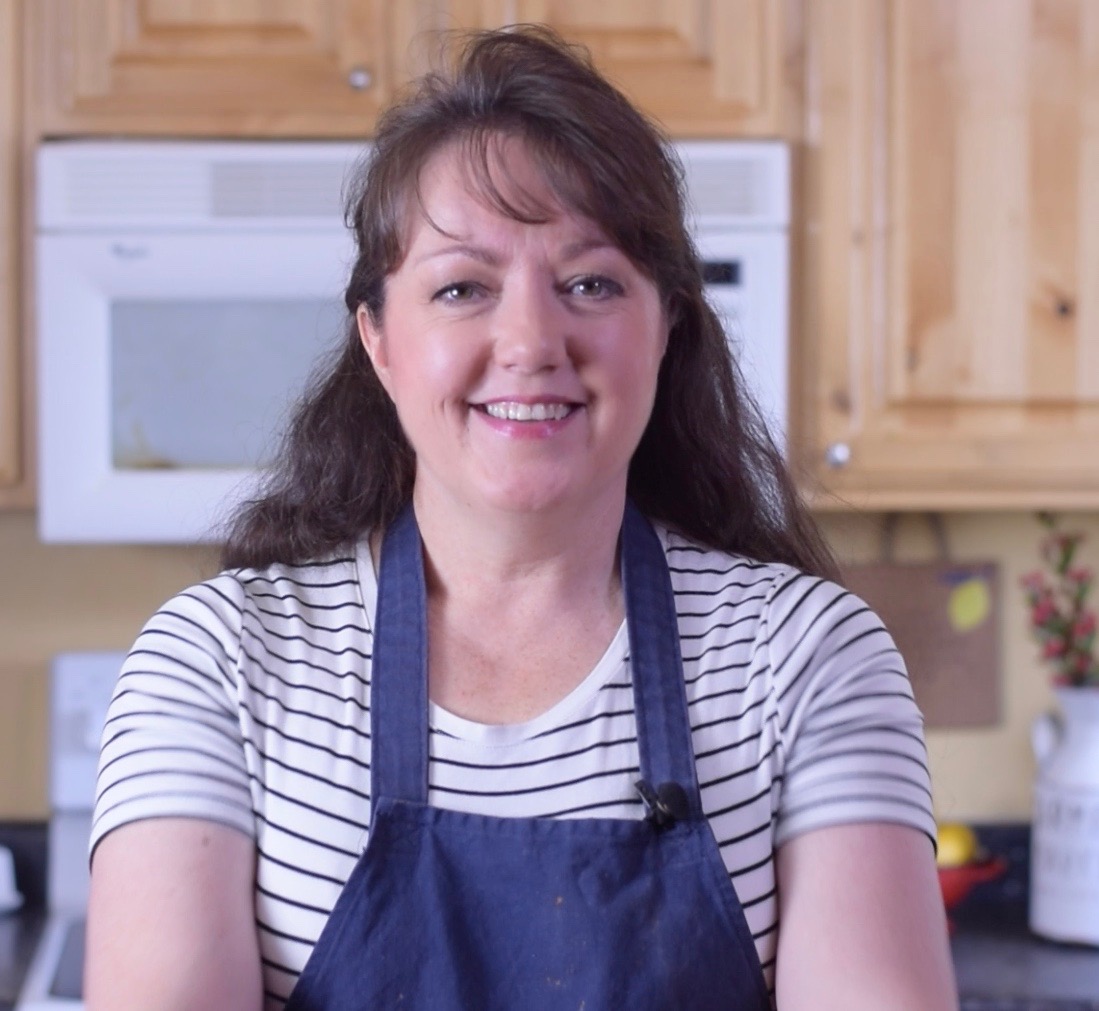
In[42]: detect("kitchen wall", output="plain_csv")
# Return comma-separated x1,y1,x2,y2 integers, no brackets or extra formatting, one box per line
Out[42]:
0,511,219,817
2,504,1096,822
820,509,1099,822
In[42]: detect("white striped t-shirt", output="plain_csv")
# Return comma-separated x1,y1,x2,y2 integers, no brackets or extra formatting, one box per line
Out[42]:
92,523,935,1008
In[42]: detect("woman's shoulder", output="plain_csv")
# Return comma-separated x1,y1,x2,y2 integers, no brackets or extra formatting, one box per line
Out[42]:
656,522,807,598
220,543,368,612
115,542,372,723
138,541,371,650
655,522,874,643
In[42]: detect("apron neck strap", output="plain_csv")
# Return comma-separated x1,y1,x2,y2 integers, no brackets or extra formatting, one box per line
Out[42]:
370,504,429,806
621,501,703,818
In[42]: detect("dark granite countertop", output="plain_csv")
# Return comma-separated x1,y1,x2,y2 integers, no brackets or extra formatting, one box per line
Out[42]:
0,824,47,1006
952,825,1099,1011
954,907,1099,1010
0,907,44,1005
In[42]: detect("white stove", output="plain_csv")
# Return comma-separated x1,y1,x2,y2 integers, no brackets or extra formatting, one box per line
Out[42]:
17,652,125,1010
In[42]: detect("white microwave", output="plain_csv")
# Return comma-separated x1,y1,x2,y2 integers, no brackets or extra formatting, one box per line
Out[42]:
35,140,789,543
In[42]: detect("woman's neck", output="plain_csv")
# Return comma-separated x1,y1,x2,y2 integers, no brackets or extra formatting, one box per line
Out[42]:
377,487,628,722
410,489,628,722
411,487,626,608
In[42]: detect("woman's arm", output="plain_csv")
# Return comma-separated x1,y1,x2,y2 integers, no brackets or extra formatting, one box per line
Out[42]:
85,817,262,1011
774,821,958,1010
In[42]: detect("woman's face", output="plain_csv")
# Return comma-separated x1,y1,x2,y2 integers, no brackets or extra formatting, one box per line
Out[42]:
358,138,668,522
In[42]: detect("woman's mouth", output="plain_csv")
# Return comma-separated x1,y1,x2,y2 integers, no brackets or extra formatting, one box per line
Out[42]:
480,402,575,422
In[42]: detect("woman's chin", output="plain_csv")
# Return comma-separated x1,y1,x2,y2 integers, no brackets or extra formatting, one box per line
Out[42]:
467,476,595,519
480,488,577,517
415,462,627,522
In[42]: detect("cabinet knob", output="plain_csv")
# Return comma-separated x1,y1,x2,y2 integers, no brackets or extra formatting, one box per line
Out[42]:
347,66,374,91
824,442,851,469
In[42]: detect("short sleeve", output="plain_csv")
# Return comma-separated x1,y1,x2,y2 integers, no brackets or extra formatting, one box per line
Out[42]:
90,574,256,859
765,572,936,849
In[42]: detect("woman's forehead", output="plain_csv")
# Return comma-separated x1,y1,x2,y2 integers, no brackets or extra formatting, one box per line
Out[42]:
381,136,609,265
414,136,592,228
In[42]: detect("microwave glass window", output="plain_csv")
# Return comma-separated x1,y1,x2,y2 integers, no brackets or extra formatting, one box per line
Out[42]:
110,298,345,470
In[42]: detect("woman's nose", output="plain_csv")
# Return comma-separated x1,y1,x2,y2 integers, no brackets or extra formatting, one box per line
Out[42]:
491,279,567,373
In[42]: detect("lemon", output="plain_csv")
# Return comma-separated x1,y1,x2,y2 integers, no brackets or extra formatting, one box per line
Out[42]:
936,822,980,868
948,578,991,632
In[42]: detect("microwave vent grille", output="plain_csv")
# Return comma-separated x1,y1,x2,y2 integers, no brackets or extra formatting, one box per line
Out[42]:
684,160,761,219
39,140,786,229
48,151,355,223
210,161,350,218
676,141,789,228
61,157,209,219
61,159,767,221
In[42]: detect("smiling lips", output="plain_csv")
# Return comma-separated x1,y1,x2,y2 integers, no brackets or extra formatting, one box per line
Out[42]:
481,401,575,422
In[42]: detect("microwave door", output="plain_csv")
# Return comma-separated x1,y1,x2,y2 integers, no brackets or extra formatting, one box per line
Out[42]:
36,230,353,543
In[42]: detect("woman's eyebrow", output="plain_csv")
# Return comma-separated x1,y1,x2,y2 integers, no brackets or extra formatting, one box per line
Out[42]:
411,242,502,267
410,235,615,268
561,238,616,260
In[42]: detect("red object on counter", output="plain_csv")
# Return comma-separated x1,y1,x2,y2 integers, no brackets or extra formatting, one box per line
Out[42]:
938,856,1009,932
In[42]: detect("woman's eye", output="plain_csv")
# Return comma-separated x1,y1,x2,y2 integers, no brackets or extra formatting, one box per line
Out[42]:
567,275,622,299
433,282,480,303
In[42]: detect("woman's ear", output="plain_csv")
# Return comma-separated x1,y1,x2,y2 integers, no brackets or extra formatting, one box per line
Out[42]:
357,305,392,394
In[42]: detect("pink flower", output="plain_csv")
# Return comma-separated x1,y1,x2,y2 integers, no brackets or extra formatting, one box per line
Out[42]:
1073,611,1097,638
1025,517,1098,688
1043,638,1067,658
1031,599,1057,624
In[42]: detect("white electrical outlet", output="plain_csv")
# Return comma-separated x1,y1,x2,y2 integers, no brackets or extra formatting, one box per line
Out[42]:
50,652,126,812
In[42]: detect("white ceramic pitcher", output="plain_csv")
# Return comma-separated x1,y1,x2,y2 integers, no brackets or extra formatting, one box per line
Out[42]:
1030,686,1099,945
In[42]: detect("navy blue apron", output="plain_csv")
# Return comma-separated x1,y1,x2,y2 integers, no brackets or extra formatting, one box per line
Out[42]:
285,503,771,1010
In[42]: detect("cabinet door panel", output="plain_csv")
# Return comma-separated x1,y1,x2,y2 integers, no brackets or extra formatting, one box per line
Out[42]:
803,0,1099,509
29,0,788,137
502,0,782,135
30,0,397,135
894,0,1099,406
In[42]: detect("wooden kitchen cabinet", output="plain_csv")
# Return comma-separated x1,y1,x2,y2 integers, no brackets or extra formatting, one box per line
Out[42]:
798,0,1099,509
25,0,791,138
25,0,440,137
460,0,789,136
0,0,23,500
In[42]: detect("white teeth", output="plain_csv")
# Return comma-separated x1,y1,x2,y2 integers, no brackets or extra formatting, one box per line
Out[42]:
484,402,572,421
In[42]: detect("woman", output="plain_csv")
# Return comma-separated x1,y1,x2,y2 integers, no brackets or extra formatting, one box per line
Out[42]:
85,25,956,1011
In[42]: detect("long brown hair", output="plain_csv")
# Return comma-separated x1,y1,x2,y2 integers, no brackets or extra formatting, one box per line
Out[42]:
220,25,836,580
